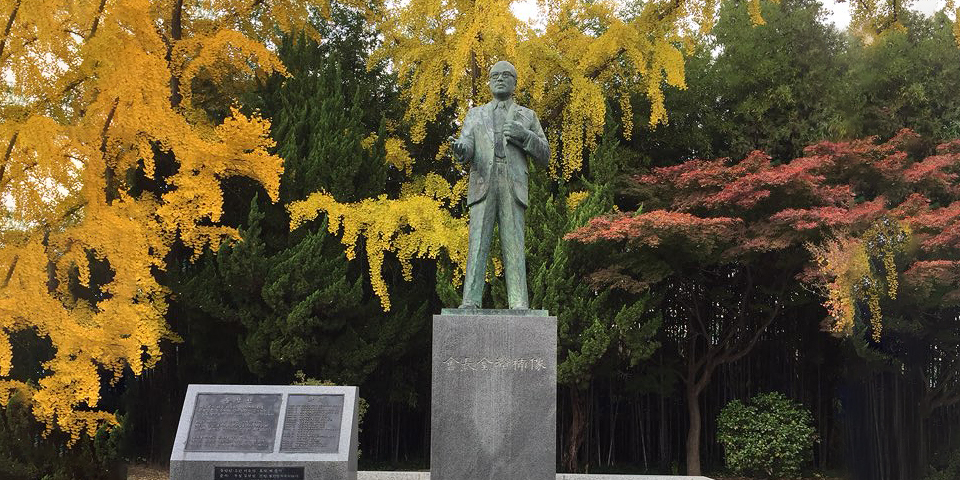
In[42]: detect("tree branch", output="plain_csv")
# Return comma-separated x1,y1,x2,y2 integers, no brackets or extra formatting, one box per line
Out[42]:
0,0,20,66
709,268,752,351
169,0,184,108
693,353,720,394
656,0,684,21
719,277,786,365
88,0,108,40
0,131,19,188
154,22,170,50
928,356,960,410
58,201,86,222
99,98,119,154
682,324,696,385
101,98,120,202
691,285,708,338
735,266,754,328
585,48,625,81
1,254,18,289
931,387,960,410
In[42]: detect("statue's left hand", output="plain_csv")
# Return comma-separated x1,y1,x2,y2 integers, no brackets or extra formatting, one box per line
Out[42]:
504,121,529,146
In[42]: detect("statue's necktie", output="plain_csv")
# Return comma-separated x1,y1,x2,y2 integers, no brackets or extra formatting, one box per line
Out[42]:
494,102,506,158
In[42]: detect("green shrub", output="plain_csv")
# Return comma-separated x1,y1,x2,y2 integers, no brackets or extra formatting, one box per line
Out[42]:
717,392,816,479
0,391,127,480
926,445,960,480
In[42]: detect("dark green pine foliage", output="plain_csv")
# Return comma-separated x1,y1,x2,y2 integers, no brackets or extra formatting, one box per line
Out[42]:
268,36,388,204
174,17,422,387
182,196,369,383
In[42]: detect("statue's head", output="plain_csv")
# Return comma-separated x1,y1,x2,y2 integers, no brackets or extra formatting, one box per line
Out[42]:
488,60,517,100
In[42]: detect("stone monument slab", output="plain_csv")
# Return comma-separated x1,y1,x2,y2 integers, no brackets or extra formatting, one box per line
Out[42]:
171,384,358,480
431,309,556,480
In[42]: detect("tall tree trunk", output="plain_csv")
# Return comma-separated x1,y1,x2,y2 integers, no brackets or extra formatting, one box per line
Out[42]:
659,393,668,468
607,383,617,467
562,386,588,472
685,381,702,476
684,315,704,477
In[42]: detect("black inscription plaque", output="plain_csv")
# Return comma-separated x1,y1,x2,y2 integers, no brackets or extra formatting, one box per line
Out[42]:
279,394,344,453
185,393,282,452
214,466,304,480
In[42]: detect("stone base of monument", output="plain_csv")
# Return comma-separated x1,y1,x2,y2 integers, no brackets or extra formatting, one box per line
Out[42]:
431,309,556,480
171,460,354,480
170,384,359,480
357,472,715,480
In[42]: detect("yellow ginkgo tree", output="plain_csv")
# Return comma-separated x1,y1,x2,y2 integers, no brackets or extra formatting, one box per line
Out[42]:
0,0,348,441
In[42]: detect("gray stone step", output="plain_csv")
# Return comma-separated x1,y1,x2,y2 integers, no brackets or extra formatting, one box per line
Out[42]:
357,472,714,480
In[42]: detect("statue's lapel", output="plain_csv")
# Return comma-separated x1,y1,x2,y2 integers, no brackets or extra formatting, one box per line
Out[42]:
481,101,495,143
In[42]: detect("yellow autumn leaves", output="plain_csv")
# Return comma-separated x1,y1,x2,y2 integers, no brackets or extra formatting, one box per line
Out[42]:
810,219,911,341
376,0,703,180
289,187,469,311
0,0,300,441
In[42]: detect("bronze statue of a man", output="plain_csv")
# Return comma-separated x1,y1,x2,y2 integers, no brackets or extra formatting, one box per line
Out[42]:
450,60,550,309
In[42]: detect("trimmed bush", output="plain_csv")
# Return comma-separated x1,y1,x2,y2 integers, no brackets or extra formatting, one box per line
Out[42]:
717,392,816,479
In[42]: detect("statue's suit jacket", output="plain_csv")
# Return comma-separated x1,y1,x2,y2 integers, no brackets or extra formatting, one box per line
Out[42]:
459,99,550,206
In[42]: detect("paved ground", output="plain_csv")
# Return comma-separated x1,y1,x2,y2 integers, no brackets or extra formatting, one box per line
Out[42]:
127,464,167,480
125,463,842,480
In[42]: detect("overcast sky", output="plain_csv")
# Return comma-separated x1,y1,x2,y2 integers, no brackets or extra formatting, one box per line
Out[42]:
511,0,952,31
822,0,947,29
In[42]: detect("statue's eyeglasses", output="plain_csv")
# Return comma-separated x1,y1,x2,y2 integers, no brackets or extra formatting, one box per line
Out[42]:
489,72,515,80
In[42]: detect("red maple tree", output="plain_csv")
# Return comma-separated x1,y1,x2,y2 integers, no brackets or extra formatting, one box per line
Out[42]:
568,129,960,475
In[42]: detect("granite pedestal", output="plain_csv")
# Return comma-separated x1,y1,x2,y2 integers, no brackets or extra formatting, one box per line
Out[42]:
356,474,714,480
431,309,556,480
170,384,358,480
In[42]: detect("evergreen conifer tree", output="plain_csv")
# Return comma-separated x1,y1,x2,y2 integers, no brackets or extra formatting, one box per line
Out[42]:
173,8,425,388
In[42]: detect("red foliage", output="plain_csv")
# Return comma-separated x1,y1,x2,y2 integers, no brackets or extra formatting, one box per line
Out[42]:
701,152,828,209
570,129,960,303
904,202,960,253
891,193,931,217
875,151,910,179
903,260,960,305
936,139,960,154
801,136,879,158
566,210,741,249
770,197,886,232
920,221,960,252
905,201,960,230
903,153,960,189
